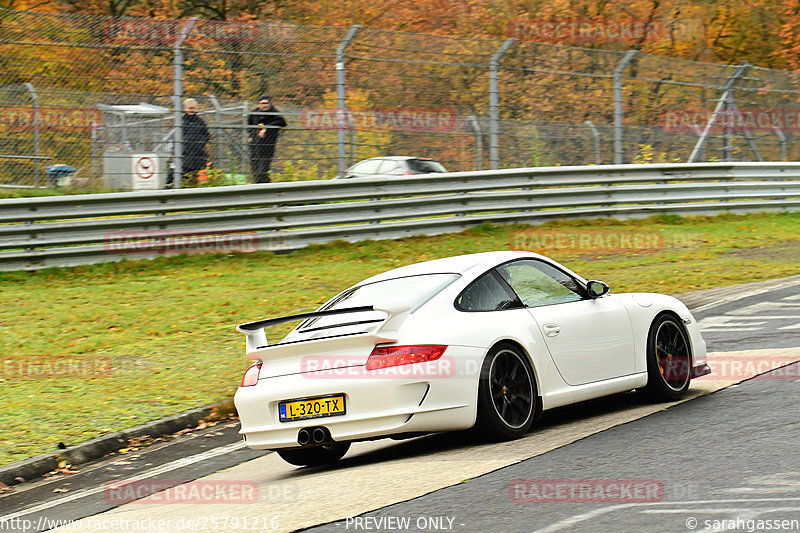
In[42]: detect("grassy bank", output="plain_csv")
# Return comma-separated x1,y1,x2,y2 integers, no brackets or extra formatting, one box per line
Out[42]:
1,212,800,466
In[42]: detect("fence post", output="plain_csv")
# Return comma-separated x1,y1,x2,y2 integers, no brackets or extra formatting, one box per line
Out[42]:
688,62,750,163
773,126,787,161
613,50,637,165
208,94,225,169
336,25,360,179
24,83,40,187
242,100,249,174
723,101,763,163
736,114,763,161
91,121,99,187
690,125,705,162
468,115,483,170
349,119,356,167
584,120,601,165
173,18,198,189
490,38,514,170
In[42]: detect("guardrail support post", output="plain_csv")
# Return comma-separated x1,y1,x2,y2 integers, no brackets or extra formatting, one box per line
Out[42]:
172,17,198,189
613,50,637,165
490,38,514,171
24,83,40,187
336,25,360,179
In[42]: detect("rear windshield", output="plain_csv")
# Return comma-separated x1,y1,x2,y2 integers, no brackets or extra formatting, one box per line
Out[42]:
325,273,458,312
406,159,447,174
299,273,459,331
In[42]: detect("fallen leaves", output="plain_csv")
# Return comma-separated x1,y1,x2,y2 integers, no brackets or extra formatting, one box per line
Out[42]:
45,460,79,478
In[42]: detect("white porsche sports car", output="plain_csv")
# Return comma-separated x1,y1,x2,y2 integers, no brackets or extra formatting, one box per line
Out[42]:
234,251,709,467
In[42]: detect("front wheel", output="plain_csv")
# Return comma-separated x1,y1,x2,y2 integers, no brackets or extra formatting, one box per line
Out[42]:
475,343,537,440
643,314,692,401
276,442,350,467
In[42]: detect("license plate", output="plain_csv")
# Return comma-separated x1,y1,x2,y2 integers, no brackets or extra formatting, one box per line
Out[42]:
278,394,346,423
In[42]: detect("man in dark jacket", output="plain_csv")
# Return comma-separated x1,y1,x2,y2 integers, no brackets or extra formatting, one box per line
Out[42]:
248,95,287,183
180,98,210,187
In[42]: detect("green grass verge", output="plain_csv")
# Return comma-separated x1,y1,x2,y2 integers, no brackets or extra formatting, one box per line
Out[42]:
1,212,800,466
0,186,125,198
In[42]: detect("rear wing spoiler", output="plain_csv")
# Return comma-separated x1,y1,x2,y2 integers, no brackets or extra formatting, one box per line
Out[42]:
236,301,411,352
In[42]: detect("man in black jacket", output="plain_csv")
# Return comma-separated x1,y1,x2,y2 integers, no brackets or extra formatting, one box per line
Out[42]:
175,98,210,187
247,95,287,183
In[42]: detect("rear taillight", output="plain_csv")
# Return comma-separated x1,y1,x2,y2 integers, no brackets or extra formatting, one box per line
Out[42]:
240,362,262,387
366,345,447,370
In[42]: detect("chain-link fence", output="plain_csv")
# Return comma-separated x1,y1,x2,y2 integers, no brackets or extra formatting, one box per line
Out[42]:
2,8,800,190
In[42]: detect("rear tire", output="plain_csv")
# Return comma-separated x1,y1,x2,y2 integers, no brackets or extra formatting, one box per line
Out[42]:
643,314,692,401
276,442,350,467
475,343,537,440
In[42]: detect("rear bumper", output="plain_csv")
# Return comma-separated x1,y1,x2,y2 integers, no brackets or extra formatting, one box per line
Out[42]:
234,347,484,449
692,363,711,378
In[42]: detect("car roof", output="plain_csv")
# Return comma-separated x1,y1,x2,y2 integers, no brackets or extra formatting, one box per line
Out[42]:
348,156,436,166
357,251,542,285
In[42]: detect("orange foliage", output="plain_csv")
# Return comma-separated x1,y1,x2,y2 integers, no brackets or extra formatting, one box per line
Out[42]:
15,0,798,68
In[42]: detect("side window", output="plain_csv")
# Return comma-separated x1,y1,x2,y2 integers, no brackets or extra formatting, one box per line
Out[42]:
455,272,521,312
407,159,447,173
351,159,382,176
378,160,402,175
497,259,583,308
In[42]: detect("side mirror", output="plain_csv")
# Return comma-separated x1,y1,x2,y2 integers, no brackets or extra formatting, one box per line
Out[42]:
586,280,610,299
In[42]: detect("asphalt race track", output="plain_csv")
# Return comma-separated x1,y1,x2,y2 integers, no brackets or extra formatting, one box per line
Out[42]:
1,278,799,533
695,284,800,351
308,356,800,533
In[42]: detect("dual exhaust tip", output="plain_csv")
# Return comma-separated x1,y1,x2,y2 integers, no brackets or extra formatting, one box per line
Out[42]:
297,426,331,446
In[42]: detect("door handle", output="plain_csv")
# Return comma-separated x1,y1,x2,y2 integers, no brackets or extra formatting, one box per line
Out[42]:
543,323,561,337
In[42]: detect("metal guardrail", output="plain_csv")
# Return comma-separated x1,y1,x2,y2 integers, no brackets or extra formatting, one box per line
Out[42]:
1,162,799,271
